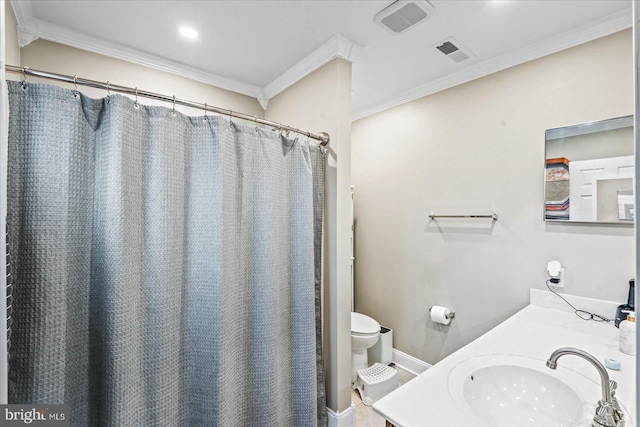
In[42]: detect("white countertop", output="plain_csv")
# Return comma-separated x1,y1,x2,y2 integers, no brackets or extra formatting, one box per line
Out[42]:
373,289,636,426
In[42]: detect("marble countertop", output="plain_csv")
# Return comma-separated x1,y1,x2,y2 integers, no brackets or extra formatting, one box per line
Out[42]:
373,289,636,426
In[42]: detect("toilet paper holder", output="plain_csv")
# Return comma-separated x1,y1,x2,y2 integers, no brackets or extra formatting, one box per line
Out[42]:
429,306,455,320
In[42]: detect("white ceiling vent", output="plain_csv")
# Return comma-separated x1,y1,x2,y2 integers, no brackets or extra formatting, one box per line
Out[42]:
433,38,474,63
374,1,435,34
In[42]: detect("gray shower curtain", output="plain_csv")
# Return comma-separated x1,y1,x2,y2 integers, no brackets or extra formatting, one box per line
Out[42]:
6,80,326,427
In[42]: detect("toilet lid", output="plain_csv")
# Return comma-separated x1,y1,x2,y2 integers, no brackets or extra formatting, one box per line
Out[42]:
351,312,380,334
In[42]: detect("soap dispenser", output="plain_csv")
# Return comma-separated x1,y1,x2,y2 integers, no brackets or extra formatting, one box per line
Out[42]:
619,312,636,356
615,279,635,327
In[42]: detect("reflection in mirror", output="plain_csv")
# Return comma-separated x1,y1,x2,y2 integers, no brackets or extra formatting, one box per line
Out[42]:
544,116,634,224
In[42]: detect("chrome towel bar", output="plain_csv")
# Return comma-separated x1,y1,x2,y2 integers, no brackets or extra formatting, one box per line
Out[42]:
429,213,498,221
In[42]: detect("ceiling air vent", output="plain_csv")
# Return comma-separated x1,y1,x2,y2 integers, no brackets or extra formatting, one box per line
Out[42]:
434,38,474,63
374,1,435,35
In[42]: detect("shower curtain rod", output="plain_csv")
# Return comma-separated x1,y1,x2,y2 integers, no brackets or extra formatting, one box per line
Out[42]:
5,65,330,146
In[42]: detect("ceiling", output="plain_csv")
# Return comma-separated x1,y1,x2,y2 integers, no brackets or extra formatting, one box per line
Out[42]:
10,0,632,120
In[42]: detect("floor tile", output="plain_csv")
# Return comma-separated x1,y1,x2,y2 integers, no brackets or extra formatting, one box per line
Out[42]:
355,400,387,427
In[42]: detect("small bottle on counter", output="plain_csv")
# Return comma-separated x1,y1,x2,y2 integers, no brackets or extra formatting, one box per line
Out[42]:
619,312,636,356
615,279,635,327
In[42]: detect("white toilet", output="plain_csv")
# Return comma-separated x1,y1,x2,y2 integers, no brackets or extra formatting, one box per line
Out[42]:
350,312,380,383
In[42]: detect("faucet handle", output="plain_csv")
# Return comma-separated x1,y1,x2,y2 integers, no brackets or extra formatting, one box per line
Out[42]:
593,401,617,427
608,380,624,424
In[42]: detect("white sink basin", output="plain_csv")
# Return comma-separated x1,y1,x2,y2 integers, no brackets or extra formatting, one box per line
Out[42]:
447,354,611,426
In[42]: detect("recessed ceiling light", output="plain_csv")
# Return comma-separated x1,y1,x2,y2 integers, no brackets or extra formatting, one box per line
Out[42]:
179,26,198,39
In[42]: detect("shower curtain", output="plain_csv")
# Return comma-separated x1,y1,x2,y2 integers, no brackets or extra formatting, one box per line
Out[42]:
5,80,326,427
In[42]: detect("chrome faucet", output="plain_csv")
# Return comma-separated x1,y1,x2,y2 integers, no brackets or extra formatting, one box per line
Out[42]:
546,347,623,427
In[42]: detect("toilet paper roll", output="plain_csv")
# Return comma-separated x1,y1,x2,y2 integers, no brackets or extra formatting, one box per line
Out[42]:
430,305,452,325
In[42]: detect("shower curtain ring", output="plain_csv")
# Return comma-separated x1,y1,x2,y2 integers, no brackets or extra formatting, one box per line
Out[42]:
134,87,139,109
73,75,79,99
20,66,28,91
172,95,176,116
271,124,282,135
254,116,258,132
228,110,234,126
106,81,111,104
203,103,208,122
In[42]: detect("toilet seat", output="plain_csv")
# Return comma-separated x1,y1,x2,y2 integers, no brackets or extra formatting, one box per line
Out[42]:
351,312,380,335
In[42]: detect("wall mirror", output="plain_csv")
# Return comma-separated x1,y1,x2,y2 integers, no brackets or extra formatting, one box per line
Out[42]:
544,115,634,224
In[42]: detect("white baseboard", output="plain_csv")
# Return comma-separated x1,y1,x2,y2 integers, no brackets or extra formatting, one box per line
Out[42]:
327,402,355,427
392,348,431,375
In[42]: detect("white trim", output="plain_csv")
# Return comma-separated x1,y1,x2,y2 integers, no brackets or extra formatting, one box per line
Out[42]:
8,1,631,120
11,18,263,100
256,91,270,111
8,0,32,27
17,23,38,48
10,7,357,108
262,34,358,101
8,0,37,47
352,7,632,121
327,402,355,427
392,348,431,376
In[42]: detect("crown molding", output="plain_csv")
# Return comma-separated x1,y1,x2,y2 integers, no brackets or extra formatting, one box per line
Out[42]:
256,91,270,110
9,0,33,27
262,34,359,101
11,15,263,100
9,0,630,119
352,7,632,121
8,0,38,47
10,0,355,109
17,22,38,47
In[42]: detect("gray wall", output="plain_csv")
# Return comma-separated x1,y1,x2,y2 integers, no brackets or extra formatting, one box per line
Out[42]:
266,59,354,413
352,30,634,365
